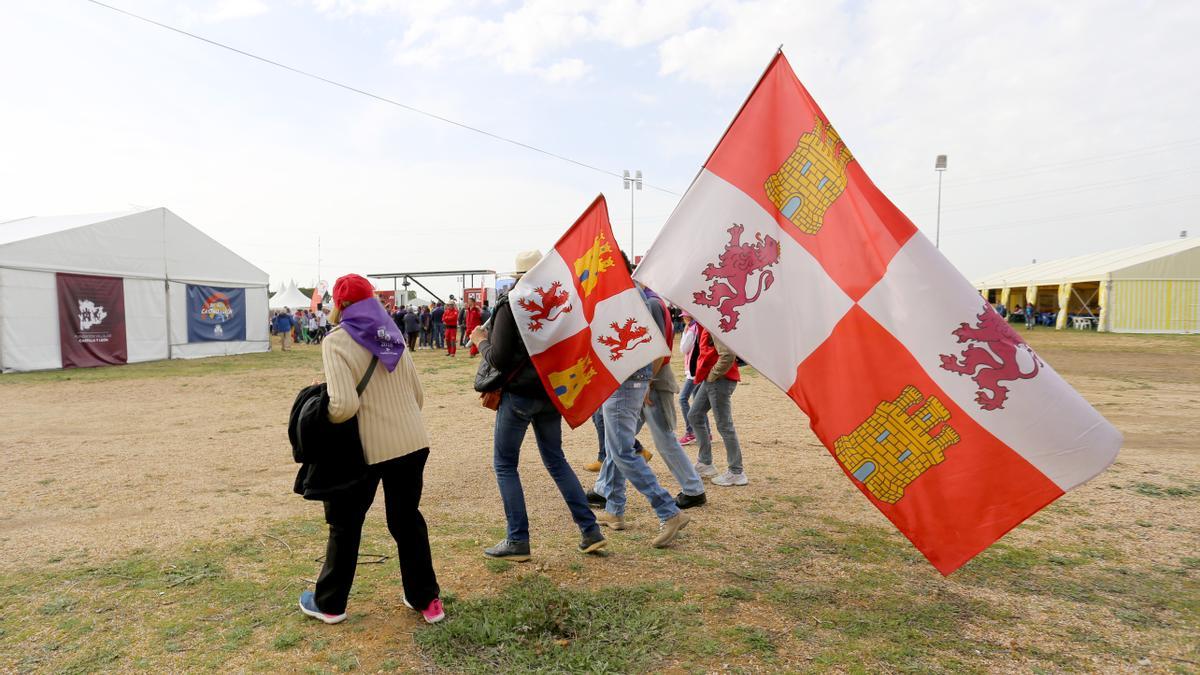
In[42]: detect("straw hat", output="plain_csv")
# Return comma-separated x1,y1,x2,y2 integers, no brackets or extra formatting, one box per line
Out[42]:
513,250,543,276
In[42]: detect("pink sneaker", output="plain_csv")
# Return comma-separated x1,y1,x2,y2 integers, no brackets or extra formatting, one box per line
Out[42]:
404,595,445,624
678,432,696,446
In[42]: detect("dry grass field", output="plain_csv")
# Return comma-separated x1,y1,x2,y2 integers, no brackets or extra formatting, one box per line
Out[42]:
0,330,1196,673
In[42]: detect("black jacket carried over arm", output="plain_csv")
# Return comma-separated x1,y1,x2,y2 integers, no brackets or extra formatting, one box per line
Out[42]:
289,383,369,500
477,294,547,399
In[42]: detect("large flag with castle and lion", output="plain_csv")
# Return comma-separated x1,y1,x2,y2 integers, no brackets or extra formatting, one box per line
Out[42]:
634,51,1122,574
511,195,670,429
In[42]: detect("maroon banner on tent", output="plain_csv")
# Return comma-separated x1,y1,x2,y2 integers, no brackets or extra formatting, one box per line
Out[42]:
57,273,127,368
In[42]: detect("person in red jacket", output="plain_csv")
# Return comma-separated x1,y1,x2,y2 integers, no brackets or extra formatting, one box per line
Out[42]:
465,299,483,357
687,327,747,486
441,302,459,356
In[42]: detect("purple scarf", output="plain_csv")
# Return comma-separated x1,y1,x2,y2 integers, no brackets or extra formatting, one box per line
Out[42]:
338,298,406,372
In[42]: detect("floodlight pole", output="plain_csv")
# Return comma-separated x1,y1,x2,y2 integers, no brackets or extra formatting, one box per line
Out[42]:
934,155,948,249
623,169,642,257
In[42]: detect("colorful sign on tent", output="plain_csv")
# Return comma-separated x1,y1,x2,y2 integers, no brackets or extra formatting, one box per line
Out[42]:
187,285,246,342
510,195,669,428
633,51,1121,574
57,273,127,368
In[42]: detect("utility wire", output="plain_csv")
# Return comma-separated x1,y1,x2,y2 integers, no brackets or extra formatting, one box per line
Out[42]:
82,0,681,196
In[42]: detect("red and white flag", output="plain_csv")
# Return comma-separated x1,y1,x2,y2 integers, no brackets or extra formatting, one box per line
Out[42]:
634,52,1121,574
512,195,669,428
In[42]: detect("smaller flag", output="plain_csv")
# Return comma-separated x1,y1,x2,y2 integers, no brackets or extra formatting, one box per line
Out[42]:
511,195,669,427
310,287,322,312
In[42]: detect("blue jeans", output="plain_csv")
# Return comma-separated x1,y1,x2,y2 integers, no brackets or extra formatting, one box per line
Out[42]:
493,391,599,543
591,408,643,462
678,378,710,436
599,379,680,521
433,323,444,348
689,378,744,474
643,388,706,496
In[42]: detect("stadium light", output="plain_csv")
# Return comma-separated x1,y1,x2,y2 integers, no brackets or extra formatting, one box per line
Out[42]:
624,169,642,257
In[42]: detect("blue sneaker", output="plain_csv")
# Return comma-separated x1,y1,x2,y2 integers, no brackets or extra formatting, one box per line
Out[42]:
299,591,346,625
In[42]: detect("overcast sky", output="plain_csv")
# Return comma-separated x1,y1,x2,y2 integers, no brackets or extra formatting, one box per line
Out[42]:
2,0,1198,299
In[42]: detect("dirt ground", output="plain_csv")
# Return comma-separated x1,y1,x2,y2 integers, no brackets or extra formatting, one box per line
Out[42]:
1,330,1197,671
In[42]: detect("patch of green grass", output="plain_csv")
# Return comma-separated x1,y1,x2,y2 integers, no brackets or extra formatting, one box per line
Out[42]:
414,574,686,673
1132,481,1200,499
730,626,776,655
715,586,753,601
38,596,77,616
273,629,304,651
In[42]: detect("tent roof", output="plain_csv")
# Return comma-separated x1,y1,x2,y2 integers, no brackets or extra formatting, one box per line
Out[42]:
0,210,138,246
269,282,313,310
0,207,267,285
975,237,1200,288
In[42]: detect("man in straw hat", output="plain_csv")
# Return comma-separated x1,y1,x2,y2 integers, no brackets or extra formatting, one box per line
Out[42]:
469,250,606,561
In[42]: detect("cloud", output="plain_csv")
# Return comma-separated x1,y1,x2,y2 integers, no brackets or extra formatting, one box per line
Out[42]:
198,0,270,23
320,0,710,83
541,57,591,83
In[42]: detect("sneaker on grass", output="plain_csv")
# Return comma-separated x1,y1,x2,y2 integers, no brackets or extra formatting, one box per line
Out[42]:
694,462,717,479
678,432,696,446
583,460,602,472
483,539,531,562
299,591,346,625
711,470,748,487
402,595,446,624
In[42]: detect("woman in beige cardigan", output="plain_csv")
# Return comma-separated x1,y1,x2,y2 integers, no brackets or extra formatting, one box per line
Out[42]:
298,274,443,625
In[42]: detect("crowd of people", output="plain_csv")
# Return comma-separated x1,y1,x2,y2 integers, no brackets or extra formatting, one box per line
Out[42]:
288,252,748,627
270,307,329,350
388,299,492,356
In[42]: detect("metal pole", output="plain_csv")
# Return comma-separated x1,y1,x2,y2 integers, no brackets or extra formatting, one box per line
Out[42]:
630,186,635,257
935,170,943,249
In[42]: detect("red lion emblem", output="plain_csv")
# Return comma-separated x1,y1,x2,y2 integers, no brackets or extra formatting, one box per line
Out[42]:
596,318,652,360
692,224,781,332
516,281,572,331
939,306,1042,411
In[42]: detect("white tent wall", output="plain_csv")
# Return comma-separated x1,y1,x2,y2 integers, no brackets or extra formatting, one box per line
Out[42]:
125,278,169,363
0,210,166,278
168,282,270,359
0,268,59,371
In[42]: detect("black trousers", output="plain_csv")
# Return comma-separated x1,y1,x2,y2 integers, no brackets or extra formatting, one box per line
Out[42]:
315,448,439,614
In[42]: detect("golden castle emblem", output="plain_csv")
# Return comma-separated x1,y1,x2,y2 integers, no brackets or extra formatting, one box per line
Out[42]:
573,233,615,297
548,355,597,409
834,386,961,504
764,116,853,235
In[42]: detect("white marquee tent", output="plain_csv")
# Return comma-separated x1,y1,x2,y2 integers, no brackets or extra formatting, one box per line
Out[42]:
269,281,313,311
0,208,269,371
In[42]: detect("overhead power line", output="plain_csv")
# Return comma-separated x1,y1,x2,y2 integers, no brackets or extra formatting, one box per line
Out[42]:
82,0,681,196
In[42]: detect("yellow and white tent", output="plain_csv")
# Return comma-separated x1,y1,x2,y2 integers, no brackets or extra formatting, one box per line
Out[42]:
975,237,1200,334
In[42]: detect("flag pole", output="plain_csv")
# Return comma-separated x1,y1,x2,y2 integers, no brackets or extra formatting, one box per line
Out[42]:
634,45,786,277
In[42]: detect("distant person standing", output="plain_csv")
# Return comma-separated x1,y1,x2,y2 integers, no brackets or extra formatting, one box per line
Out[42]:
457,301,468,347
431,302,445,349
479,299,492,325
419,306,433,348
465,299,483,357
1024,302,1035,330
274,308,296,351
441,302,459,357
403,307,420,349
